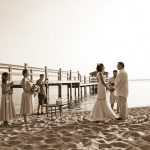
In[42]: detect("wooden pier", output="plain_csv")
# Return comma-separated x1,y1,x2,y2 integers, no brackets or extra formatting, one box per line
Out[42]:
0,63,101,106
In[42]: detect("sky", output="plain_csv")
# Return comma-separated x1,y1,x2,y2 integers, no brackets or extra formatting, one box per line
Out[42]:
0,0,150,80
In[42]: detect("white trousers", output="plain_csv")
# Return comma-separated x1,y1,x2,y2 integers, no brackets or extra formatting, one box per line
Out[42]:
117,96,128,119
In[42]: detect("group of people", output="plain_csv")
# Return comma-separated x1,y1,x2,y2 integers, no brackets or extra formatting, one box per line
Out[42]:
0,61,128,126
88,62,129,121
0,69,47,126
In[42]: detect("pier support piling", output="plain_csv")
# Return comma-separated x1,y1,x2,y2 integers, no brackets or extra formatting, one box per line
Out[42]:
75,87,76,98
8,66,12,81
58,84,62,98
70,83,72,104
78,83,80,98
89,85,91,94
84,86,87,95
45,66,49,104
67,85,69,99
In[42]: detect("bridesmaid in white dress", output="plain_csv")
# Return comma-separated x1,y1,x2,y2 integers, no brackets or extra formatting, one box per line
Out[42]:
0,72,16,126
88,63,117,122
20,69,34,123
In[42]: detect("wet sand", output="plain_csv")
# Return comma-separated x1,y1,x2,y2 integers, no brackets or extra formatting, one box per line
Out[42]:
0,106,150,150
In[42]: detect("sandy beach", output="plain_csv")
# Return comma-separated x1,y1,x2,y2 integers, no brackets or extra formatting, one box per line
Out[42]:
0,106,150,150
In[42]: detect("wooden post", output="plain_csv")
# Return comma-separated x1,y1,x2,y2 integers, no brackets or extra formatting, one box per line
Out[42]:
67,72,69,80
58,69,59,98
75,86,76,98
67,85,69,99
84,75,86,84
69,70,72,101
30,69,33,81
78,72,80,98
58,84,62,98
89,85,91,94
59,68,62,81
67,72,69,99
81,86,82,96
70,83,72,100
58,68,62,98
80,75,81,83
84,86,87,95
89,76,91,83
78,83,80,98
70,70,72,81
8,66,12,81
96,85,98,94
24,63,28,69
58,71,59,81
93,85,94,94
74,76,76,98
45,66,49,104
78,71,80,81
45,66,48,81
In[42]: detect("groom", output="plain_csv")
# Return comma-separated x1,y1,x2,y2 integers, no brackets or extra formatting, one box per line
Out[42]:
110,62,128,120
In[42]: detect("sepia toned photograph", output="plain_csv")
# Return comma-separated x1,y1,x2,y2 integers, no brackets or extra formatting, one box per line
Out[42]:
0,0,150,149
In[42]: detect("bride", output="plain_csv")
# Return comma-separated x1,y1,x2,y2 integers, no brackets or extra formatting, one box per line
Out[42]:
88,63,117,121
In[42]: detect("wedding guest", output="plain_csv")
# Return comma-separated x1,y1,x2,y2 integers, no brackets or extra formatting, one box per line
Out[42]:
20,69,34,123
36,74,47,115
0,72,16,126
108,70,119,113
110,62,129,120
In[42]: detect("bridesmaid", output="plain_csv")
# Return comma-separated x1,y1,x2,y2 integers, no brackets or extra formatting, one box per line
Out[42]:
20,69,34,123
0,72,16,126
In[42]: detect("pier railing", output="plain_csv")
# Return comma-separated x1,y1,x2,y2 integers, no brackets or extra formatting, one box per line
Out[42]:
0,63,98,83
0,63,99,104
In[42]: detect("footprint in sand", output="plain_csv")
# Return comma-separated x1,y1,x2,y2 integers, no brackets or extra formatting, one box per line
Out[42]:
141,134,150,142
44,137,62,144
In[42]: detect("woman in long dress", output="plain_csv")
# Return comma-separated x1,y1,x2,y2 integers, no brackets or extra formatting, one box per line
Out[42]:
0,72,16,126
88,63,117,121
20,69,34,123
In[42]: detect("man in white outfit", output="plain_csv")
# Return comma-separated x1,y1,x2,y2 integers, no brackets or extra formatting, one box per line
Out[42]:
110,62,129,120
108,70,119,113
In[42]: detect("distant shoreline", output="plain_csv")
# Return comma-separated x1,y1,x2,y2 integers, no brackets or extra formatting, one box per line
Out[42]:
129,79,150,81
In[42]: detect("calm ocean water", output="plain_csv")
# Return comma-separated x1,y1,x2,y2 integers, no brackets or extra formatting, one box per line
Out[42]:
0,80,150,114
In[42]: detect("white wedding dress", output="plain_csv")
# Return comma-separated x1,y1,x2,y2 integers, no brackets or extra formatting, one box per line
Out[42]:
88,72,117,121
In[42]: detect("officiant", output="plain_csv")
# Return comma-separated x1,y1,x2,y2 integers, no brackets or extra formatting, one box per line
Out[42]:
108,70,119,113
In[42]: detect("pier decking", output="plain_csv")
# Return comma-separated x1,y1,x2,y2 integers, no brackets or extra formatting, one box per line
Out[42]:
0,63,101,105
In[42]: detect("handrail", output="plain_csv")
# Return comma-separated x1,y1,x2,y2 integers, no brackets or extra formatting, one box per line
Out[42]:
0,63,99,84
0,63,24,68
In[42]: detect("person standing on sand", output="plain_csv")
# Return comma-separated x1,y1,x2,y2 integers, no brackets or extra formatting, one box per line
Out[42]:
110,62,129,120
36,74,47,115
20,69,35,124
88,63,117,122
0,72,16,126
108,70,119,113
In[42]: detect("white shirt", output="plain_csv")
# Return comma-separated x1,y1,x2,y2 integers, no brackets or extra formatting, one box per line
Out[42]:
108,77,116,89
113,69,129,98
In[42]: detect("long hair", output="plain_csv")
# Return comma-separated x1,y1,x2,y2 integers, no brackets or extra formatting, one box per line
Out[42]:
1,72,9,83
96,63,104,72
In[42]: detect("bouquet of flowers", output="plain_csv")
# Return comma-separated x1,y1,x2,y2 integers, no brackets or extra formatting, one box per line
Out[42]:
31,85,40,97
